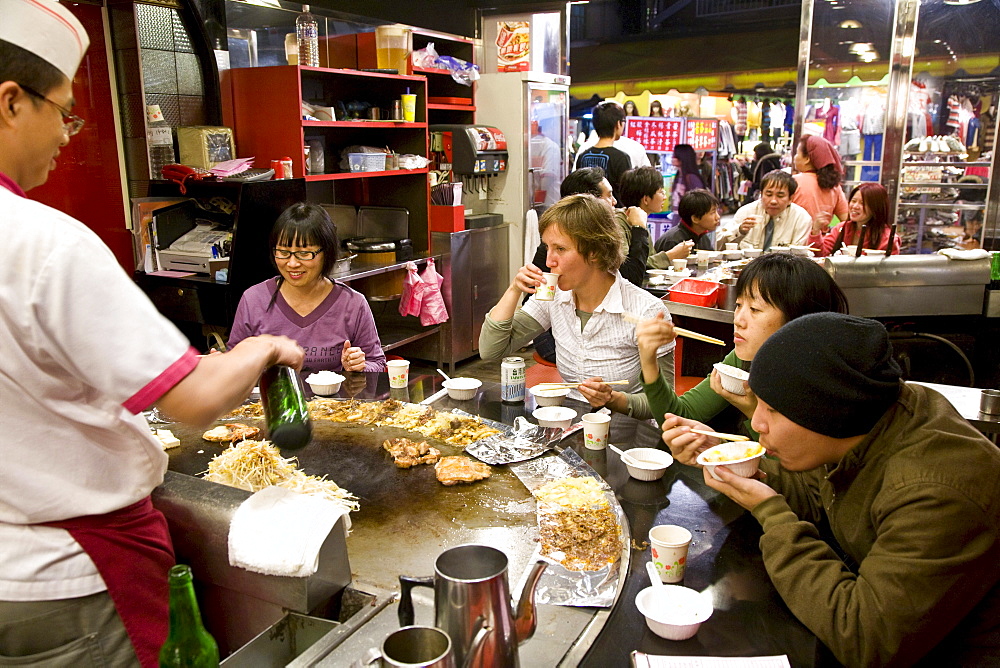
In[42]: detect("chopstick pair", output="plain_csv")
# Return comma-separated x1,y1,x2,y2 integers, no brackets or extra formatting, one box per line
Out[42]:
690,428,749,442
620,312,726,346
534,380,630,390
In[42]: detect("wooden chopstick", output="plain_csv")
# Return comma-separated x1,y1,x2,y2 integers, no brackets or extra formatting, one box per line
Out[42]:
691,428,750,442
673,327,726,346
534,380,630,389
621,311,726,346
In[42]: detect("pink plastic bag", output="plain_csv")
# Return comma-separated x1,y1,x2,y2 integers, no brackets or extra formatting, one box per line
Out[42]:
418,258,449,326
398,261,425,317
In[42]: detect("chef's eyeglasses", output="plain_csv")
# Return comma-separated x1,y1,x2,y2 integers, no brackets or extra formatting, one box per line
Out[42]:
19,84,85,136
273,249,322,261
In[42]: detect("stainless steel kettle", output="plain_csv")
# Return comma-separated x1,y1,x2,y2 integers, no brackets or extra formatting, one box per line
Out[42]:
398,544,547,668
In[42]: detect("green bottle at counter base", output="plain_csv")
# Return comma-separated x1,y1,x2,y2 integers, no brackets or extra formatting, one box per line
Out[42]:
259,365,312,449
159,564,219,668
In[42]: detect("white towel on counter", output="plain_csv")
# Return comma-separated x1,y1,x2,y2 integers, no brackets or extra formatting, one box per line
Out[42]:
228,486,349,578
938,248,991,261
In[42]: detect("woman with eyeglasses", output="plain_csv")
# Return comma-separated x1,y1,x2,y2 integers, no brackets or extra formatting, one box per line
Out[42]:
228,203,386,373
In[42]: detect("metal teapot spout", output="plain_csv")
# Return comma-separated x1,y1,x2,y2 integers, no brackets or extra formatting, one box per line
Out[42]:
512,559,547,644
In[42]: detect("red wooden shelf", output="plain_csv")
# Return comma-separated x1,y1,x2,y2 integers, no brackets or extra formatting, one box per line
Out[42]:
303,120,427,129
300,65,425,82
427,103,476,112
305,167,430,182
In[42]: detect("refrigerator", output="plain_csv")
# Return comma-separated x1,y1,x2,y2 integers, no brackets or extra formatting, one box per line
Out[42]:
477,71,571,281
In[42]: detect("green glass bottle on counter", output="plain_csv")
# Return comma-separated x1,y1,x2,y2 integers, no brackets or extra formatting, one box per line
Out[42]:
991,251,1000,290
159,564,219,668
259,365,312,449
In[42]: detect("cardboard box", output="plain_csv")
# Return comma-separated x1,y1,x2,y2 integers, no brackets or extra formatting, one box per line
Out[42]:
177,126,235,169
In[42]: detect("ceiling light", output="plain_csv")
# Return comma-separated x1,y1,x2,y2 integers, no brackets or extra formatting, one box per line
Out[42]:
943,0,981,5
839,19,862,28
849,43,873,54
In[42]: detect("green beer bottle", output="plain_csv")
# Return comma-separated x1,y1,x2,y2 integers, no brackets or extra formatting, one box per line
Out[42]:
990,250,1000,290
159,564,219,668
259,365,312,449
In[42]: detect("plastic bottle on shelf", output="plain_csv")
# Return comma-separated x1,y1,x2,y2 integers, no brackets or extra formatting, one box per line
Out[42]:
146,104,175,179
296,5,319,67
158,564,219,668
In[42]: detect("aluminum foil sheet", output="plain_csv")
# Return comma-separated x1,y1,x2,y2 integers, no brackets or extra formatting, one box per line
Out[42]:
509,447,629,608
462,413,583,465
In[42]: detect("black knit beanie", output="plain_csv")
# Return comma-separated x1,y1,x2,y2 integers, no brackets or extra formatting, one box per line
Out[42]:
748,313,902,438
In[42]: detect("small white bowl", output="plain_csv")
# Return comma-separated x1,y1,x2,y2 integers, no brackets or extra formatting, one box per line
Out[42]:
530,385,570,406
841,245,858,256
743,248,762,258
696,442,765,481
713,362,749,396
862,249,886,257
443,377,482,400
622,447,674,481
769,245,791,254
647,269,671,277
789,244,814,257
723,250,743,261
635,584,714,640
305,371,345,396
532,406,576,429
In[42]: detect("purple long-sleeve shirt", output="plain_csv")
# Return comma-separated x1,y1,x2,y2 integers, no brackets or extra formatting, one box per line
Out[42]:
228,278,386,373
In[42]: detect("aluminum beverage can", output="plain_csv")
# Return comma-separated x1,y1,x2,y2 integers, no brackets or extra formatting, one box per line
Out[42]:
501,356,526,403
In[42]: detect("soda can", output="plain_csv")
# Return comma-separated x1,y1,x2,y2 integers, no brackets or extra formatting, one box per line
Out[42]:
270,159,283,179
501,356,526,403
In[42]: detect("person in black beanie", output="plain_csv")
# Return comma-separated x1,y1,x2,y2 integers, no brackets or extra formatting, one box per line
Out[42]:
661,312,1000,666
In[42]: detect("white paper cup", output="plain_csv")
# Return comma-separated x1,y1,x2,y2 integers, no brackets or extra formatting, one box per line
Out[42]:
725,242,739,251
387,359,410,388
649,525,692,583
581,413,611,450
696,250,712,266
535,272,559,301
671,258,688,272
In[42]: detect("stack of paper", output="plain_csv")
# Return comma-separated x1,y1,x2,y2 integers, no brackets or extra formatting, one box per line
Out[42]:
210,157,255,177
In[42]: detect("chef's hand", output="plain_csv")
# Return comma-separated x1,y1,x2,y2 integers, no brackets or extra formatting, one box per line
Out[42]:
708,369,758,419
739,215,757,234
703,464,776,511
341,340,366,372
625,206,648,227
251,334,305,371
665,240,694,261
513,263,546,294
661,413,717,466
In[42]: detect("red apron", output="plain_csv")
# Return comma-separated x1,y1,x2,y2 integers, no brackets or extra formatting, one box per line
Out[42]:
44,497,174,668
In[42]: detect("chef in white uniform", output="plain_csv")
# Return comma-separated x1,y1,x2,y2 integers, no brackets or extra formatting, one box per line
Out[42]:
0,2,303,665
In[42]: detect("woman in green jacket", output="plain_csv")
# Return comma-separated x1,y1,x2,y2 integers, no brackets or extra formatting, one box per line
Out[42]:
638,253,848,437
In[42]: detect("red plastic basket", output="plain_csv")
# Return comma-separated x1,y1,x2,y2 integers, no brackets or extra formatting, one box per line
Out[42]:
668,278,720,307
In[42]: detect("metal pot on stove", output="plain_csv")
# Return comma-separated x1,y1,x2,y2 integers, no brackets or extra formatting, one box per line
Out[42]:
343,238,414,300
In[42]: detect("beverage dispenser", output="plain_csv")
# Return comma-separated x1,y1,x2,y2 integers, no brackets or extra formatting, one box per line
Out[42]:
430,125,508,215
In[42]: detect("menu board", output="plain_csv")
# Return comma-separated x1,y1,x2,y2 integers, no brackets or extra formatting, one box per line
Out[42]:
624,117,684,153
685,119,719,152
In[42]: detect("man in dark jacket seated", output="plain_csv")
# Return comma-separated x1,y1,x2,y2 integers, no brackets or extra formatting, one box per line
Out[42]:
661,313,1000,666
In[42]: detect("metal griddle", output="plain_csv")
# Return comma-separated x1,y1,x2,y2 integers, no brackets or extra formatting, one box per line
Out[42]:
164,407,538,593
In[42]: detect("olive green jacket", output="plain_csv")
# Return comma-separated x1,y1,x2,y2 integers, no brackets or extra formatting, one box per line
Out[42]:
753,384,1000,666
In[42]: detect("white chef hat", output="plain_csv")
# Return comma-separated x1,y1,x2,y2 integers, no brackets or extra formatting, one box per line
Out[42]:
0,0,90,80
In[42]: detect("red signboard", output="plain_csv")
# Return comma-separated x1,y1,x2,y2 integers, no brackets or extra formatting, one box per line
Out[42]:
685,119,719,152
623,117,684,153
